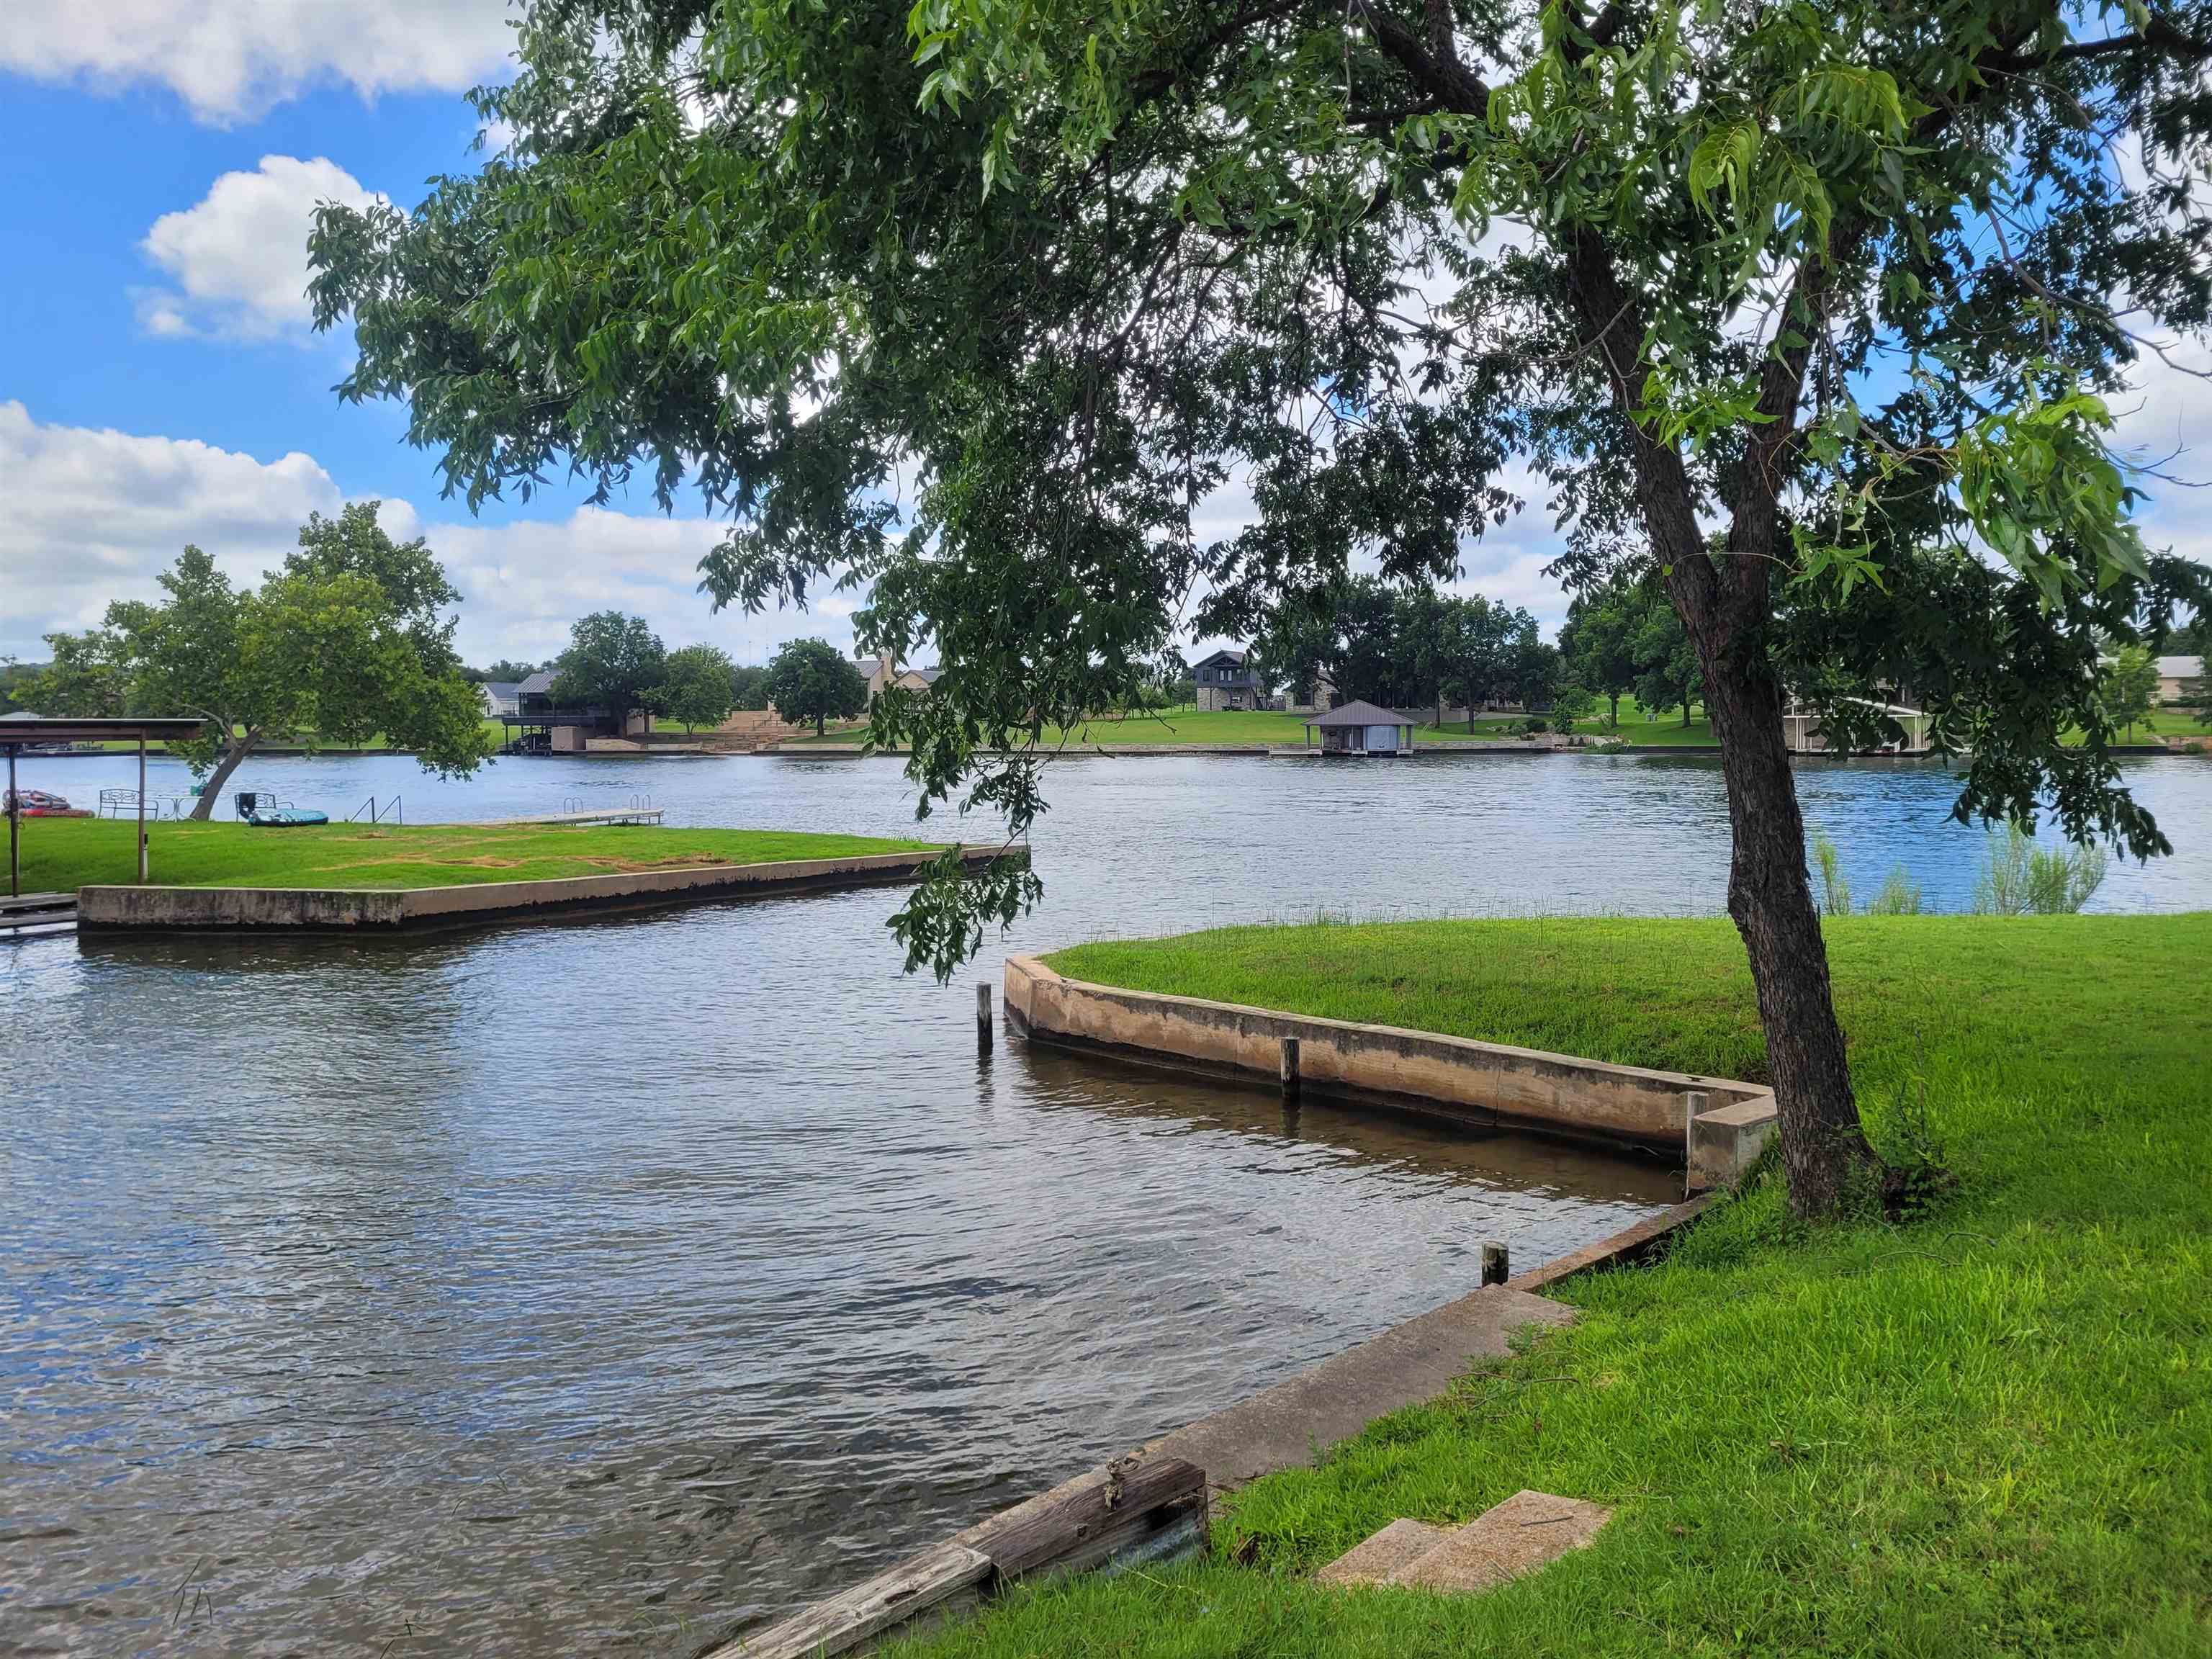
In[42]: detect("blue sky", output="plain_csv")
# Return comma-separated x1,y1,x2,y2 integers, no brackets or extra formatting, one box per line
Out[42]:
3,4,2203,672
0,3,899,670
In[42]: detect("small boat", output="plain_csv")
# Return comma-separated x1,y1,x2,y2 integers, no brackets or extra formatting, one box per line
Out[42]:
3,788,91,818
234,790,329,828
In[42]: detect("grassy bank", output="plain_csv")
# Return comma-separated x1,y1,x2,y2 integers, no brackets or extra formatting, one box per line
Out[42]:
899,914,2212,1658
19,817,940,892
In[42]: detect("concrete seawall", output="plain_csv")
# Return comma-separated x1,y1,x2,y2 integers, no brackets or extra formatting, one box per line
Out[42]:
78,847,1013,934
1003,953,1775,1177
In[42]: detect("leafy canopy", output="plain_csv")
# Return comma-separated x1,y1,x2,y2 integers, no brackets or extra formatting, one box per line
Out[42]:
310,0,2212,975
551,611,667,723
657,641,739,729
764,636,869,733
34,507,490,791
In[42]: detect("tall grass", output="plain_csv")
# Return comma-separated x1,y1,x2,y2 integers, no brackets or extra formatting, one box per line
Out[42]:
1969,822,2108,914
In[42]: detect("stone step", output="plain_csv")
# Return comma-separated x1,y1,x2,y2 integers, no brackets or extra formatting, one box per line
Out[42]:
1315,1490,1611,1593
1314,1518,1452,1587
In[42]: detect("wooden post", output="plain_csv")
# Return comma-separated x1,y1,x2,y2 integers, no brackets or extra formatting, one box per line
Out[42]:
136,737,148,884
7,747,18,898
1280,1035,1300,1097
976,982,993,1053
1480,1241,1509,1286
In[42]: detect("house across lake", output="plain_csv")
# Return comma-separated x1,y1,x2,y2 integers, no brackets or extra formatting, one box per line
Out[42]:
1192,647,1262,710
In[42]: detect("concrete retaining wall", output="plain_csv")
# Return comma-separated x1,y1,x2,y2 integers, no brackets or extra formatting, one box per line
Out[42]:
78,847,1008,934
1004,953,1774,1174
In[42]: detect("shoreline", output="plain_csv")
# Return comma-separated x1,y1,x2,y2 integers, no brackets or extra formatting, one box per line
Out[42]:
76,845,1010,935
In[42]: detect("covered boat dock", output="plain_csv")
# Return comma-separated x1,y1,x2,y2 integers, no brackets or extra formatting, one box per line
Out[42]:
1,717,209,896
1300,700,1419,756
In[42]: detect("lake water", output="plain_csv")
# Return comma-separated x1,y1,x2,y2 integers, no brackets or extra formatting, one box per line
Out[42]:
5,748,2207,1655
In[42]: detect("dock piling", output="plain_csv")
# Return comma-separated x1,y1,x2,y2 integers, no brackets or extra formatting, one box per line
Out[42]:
1280,1036,1300,1097
1480,1241,1509,1286
976,982,993,1054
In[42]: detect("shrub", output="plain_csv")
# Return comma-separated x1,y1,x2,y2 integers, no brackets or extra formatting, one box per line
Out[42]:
1866,866,1924,914
1812,832,1854,917
1970,822,2108,914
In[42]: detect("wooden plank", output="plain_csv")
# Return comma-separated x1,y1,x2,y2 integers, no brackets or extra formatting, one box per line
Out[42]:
703,1540,992,1659
958,1456,1207,1582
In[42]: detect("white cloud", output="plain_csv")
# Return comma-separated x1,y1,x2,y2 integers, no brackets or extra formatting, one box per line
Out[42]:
2110,341,2212,578
0,0,513,125
0,403,858,669
0,400,343,656
138,156,387,342
432,508,863,668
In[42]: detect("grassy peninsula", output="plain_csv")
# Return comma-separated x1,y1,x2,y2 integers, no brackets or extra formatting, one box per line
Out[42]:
20,817,940,893
901,914,2212,1658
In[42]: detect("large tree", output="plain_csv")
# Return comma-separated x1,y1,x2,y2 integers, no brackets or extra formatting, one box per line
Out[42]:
658,642,740,732
1558,580,1642,728
311,0,2212,1215
1632,588,1706,728
36,508,488,817
551,611,667,732
764,637,869,734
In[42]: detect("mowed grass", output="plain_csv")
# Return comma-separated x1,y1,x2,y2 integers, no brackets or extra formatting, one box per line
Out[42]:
19,816,941,891
791,708,1597,747
894,914,2212,1658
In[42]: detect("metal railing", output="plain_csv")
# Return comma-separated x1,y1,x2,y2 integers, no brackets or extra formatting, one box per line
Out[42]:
348,795,403,824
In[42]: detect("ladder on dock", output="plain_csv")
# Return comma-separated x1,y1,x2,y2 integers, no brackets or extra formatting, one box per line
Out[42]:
1,891,76,940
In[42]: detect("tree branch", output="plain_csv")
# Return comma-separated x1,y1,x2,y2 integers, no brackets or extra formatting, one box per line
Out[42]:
1352,0,1491,112
1986,14,2212,72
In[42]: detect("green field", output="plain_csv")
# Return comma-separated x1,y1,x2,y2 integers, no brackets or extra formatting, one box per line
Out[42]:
781,696,2212,753
790,706,1601,747
17,817,941,892
896,913,2212,1658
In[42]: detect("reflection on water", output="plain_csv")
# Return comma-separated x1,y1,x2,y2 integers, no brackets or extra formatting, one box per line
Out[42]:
4,749,2206,1655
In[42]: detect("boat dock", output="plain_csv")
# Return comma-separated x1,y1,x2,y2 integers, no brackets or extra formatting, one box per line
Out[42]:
480,807,667,828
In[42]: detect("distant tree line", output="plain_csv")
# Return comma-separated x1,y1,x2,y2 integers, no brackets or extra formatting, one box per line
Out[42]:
521,612,858,734
1251,577,1562,729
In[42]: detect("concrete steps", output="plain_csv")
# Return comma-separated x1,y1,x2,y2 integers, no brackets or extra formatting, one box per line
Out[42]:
1316,1489,1611,1593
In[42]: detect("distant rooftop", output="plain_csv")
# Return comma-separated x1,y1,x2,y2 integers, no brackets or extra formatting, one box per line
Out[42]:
1303,699,1417,727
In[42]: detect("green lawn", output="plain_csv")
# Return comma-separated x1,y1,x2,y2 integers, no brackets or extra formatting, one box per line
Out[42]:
18,817,941,892
789,707,1611,748
896,914,2212,1658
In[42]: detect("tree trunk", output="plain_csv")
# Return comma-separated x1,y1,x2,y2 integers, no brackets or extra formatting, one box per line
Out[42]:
1608,691,1621,727
1681,694,1693,729
1558,222,1879,1217
189,732,258,822
815,711,825,735
1699,652,1880,1215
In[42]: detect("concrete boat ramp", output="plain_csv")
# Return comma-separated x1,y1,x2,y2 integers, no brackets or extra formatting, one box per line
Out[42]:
1,890,76,940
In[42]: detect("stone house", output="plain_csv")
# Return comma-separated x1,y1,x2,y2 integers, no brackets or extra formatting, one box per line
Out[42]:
1192,647,1262,710
861,652,943,700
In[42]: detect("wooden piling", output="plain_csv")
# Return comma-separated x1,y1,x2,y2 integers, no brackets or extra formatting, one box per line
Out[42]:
1280,1035,1300,1097
1480,1241,1509,1286
977,982,994,1053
